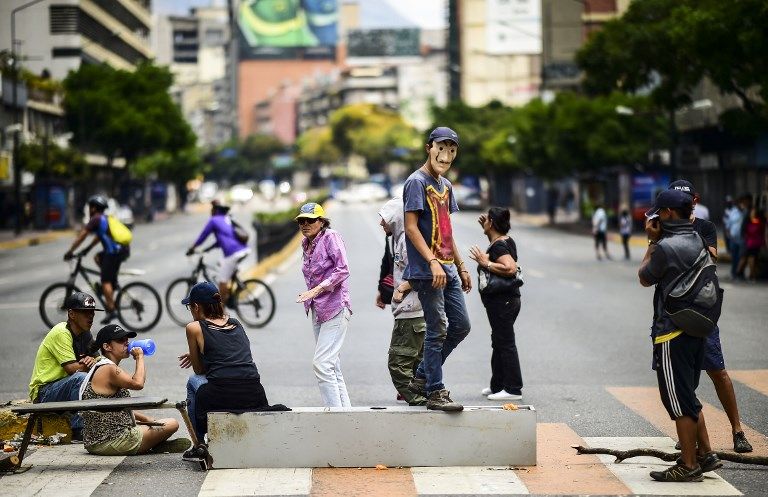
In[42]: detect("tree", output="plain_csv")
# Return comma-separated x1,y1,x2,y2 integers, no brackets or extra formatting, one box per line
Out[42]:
63,62,196,170
18,140,88,180
206,134,285,183
296,126,341,166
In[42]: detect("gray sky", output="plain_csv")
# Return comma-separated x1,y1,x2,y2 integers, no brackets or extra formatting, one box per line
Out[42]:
153,0,447,29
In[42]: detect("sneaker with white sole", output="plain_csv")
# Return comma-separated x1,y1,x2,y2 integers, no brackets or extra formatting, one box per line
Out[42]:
487,390,522,401
481,387,492,396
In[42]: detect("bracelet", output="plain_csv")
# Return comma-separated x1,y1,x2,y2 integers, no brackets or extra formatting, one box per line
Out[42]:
648,239,657,246
460,269,470,274
486,262,492,270
457,260,465,267
429,258,439,265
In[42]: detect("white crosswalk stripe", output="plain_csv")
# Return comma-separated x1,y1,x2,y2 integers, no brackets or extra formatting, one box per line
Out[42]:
2,444,125,497
411,466,529,495
198,468,312,496
583,437,742,496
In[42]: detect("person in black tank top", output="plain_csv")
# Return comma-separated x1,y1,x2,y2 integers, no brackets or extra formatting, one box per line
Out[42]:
178,282,288,446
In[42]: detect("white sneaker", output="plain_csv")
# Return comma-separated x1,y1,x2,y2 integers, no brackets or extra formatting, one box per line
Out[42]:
481,387,492,396
487,390,522,401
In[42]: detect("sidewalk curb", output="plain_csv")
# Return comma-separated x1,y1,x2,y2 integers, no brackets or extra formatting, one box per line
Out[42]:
0,230,75,251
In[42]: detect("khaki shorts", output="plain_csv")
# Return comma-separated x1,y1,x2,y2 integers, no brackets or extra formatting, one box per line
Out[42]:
86,426,142,456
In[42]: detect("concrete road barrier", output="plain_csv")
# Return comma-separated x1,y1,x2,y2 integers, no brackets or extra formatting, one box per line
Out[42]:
207,405,537,468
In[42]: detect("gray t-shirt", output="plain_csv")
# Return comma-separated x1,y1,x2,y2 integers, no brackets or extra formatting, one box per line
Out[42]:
403,169,459,280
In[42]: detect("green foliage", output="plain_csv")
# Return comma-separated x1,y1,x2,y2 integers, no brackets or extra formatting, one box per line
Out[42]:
327,104,420,169
63,62,196,169
206,134,285,182
133,148,205,182
577,0,768,126
296,126,341,166
429,93,667,180
18,140,88,179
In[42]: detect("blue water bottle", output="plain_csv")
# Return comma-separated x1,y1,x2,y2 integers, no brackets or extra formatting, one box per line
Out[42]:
128,339,156,356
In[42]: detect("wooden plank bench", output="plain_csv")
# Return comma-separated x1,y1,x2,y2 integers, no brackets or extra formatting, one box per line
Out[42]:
7,397,197,472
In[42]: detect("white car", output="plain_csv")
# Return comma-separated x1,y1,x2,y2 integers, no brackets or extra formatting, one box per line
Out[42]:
336,183,390,203
230,184,254,203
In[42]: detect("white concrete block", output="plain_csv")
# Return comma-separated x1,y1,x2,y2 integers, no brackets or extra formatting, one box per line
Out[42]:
207,406,536,469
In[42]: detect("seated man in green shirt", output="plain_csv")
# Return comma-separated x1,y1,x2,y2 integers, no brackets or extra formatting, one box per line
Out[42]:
29,292,102,440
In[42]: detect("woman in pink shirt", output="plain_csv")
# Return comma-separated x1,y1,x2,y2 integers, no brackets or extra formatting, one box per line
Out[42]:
295,203,352,407
738,207,765,281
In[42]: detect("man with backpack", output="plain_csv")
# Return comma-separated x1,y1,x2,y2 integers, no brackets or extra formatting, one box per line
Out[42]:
638,189,722,482
668,180,753,453
65,195,131,324
186,200,250,306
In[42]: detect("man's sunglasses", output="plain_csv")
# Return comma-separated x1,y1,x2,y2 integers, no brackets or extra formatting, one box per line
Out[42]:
297,218,319,226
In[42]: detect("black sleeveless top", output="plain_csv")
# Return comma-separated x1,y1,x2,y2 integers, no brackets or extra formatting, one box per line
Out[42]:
200,318,260,380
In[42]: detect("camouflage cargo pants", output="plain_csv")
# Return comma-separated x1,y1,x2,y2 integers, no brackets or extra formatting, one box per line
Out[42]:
389,316,426,405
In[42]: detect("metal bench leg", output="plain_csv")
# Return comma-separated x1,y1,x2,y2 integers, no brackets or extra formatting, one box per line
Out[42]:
16,413,37,467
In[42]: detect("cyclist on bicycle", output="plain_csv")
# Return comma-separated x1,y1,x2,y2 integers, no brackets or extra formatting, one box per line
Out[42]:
186,200,250,307
64,195,130,324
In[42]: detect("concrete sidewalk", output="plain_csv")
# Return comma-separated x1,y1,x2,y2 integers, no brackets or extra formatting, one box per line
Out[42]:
0,229,75,251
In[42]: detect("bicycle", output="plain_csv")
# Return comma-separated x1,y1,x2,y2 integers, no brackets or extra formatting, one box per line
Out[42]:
164,250,276,329
39,253,163,333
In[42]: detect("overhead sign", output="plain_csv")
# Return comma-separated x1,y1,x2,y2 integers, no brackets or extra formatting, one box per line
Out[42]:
486,0,542,55
237,0,338,60
347,29,420,58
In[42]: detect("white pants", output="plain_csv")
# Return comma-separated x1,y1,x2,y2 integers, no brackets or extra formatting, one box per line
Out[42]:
218,248,250,284
312,307,351,407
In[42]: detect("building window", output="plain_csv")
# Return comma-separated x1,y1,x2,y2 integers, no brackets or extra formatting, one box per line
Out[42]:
50,5,79,34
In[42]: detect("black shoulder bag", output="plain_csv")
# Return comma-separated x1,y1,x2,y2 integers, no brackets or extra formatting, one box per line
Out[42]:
477,238,523,295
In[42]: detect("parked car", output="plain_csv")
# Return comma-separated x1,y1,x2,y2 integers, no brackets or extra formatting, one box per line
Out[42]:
453,185,486,211
335,182,389,203
230,184,254,203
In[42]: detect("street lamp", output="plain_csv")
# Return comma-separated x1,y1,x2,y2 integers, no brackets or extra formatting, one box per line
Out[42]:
10,0,48,235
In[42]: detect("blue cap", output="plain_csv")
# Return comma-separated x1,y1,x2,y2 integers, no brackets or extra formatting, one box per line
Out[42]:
181,281,220,305
668,179,696,197
428,126,459,145
645,189,693,217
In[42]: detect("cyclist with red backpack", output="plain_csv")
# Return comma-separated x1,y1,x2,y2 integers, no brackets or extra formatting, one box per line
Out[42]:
65,195,131,324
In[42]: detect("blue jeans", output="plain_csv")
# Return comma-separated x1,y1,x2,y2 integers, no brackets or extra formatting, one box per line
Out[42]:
186,374,208,437
412,264,471,394
37,372,87,430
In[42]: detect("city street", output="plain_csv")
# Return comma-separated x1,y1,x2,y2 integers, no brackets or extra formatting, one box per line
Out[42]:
0,201,766,496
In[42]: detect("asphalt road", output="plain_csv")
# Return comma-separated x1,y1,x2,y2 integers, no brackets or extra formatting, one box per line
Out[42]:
0,201,766,496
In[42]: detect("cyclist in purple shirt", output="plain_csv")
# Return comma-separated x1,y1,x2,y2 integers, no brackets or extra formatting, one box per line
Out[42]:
186,201,250,306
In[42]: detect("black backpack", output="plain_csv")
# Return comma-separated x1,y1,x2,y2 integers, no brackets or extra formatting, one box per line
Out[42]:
661,236,724,337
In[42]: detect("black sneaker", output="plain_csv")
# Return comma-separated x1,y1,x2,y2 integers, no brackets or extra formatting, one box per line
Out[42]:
150,438,192,454
426,389,463,412
407,376,426,396
733,431,753,453
676,452,723,473
182,444,208,461
650,463,703,482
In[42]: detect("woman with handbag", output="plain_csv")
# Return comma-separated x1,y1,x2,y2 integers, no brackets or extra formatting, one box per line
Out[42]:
469,207,524,401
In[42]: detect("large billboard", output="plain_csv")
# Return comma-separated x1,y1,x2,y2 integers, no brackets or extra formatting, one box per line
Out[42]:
237,0,338,60
486,0,542,55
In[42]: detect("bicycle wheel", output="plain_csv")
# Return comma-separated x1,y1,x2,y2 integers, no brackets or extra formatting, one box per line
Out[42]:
165,277,195,326
116,281,162,333
39,283,81,329
234,278,276,328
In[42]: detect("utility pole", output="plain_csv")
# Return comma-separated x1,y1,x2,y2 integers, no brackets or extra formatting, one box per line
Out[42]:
10,0,48,235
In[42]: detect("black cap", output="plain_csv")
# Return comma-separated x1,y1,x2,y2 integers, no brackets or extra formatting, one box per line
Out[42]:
94,324,136,347
645,189,693,217
428,126,460,145
65,291,104,311
181,281,220,305
668,179,696,197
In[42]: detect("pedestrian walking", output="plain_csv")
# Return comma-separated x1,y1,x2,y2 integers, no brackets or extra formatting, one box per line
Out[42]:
667,180,753,452
80,324,185,456
28,291,102,441
592,203,611,260
295,202,352,407
178,281,284,458
403,126,472,412
378,197,426,406
639,189,722,482
725,196,748,279
620,209,632,260
468,207,523,401
737,206,765,282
